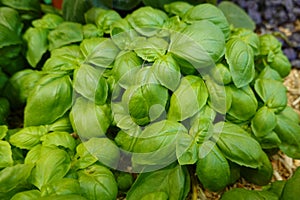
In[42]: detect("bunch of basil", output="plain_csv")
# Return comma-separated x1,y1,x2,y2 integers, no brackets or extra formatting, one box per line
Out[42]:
0,1,299,199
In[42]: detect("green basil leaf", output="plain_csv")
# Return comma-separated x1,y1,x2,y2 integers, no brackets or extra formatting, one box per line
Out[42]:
183,3,230,39
196,141,230,191
81,137,120,169
205,77,231,114
24,144,42,165
133,36,168,62
169,20,225,71
11,190,41,200
227,85,257,122
275,111,300,159
241,153,273,185
168,75,208,121
0,140,13,168
30,146,71,189
215,122,266,168
32,13,64,29
0,7,23,34
41,178,81,197
164,2,193,18
257,65,282,81
0,125,8,139
152,54,181,91
127,6,168,37
225,38,255,88
74,64,108,105
80,37,119,68
43,45,82,73
72,142,97,170
23,27,49,67
9,126,49,150
0,164,34,193
48,22,83,50
258,131,281,149
83,24,103,39
210,63,232,85
176,132,198,165
221,188,278,200
41,131,76,151
78,164,118,200
113,51,142,88
251,106,276,138
259,34,282,57
24,75,72,127
3,69,43,107
110,18,139,50
62,0,93,23
231,28,260,55
0,0,41,13
127,164,190,200
70,97,112,139
218,1,255,30
254,79,287,112
281,167,300,200
0,23,22,49
123,83,168,126
39,194,88,200
95,10,121,34
269,53,291,78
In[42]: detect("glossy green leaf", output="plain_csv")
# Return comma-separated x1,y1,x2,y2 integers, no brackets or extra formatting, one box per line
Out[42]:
80,37,119,68
113,51,142,88
41,178,81,197
62,0,93,23
9,126,49,150
218,1,255,30
152,54,181,91
281,167,300,200
95,10,121,34
176,132,198,165
215,122,266,168
24,75,72,127
269,53,291,78
81,137,120,169
127,164,190,200
0,164,34,193
30,147,71,189
169,20,225,71
210,63,232,85
11,190,41,200
225,38,255,88
70,97,112,139
254,79,287,112
241,153,273,186
24,144,42,165
0,125,8,139
227,85,257,122
48,22,83,50
231,28,260,55
123,83,168,126
133,36,168,62
168,75,208,121
74,64,108,105
164,2,193,18
127,6,168,37
39,194,88,200
205,77,231,114
275,111,300,159
183,3,230,39
251,106,276,138
257,65,282,81
78,164,118,200
41,131,76,151
221,188,278,200
3,69,43,107
72,142,97,170
0,140,13,168
23,27,49,67
196,141,230,191
32,13,64,29
259,34,282,57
